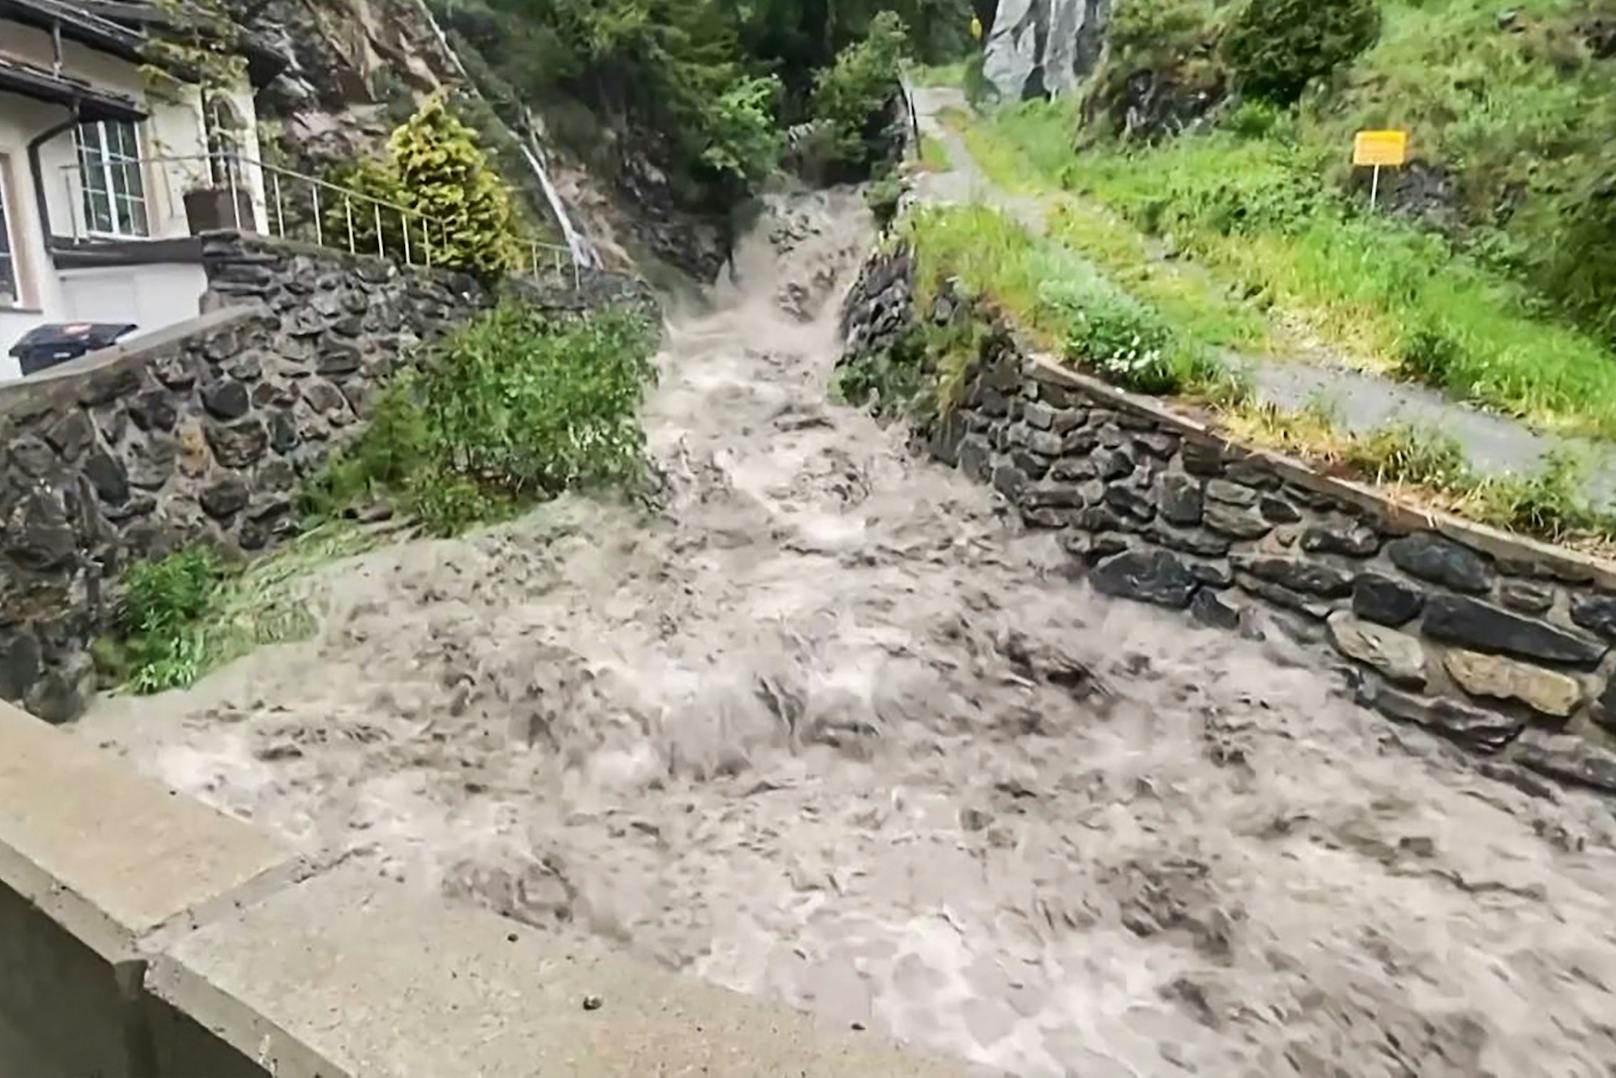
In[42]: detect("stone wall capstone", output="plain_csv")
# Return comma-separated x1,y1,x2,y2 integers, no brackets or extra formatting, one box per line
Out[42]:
0,232,655,722
841,248,1616,798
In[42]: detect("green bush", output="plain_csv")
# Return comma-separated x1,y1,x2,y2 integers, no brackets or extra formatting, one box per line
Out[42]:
116,547,223,693
1040,273,1181,394
326,96,526,277
391,96,526,276
865,176,903,232
309,303,657,536
700,76,785,186
1223,0,1379,105
811,11,910,178
1538,171,1616,347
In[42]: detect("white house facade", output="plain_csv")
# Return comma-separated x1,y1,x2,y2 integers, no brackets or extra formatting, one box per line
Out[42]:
0,0,274,380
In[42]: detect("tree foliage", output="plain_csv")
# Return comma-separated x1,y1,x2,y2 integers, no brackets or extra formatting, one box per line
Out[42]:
331,96,526,277
1223,0,1380,104
436,0,966,202
810,11,911,177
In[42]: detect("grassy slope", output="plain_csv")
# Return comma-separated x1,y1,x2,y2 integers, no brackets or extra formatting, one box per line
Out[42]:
898,21,1616,543
946,0,1616,440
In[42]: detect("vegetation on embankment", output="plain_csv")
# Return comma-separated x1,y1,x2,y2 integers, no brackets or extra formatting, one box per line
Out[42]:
304,302,657,536
878,200,1616,550
433,0,972,208
95,527,379,694
948,93,1616,441
103,301,658,694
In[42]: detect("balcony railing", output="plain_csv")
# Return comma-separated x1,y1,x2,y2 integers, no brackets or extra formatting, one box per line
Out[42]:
56,148,578,286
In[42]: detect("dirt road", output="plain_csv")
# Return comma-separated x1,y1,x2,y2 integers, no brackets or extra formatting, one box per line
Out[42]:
82,189,1616,1076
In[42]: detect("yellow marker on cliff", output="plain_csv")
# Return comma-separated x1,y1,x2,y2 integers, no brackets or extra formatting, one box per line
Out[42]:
970,14,983,41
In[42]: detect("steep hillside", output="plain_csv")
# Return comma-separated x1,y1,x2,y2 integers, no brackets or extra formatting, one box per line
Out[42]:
1020,0,1616,345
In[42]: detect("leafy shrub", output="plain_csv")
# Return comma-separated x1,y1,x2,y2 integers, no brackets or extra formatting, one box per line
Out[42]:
328,96,526,278
1223,0,1379,104
834,323,932,418
811,12,910,178
700,77,785,186
865,177,903,232
390,96,526,276
309,303,657,535
1108,0,1219,61
1040,274,1181,394
116,547,223,693
1538,172,1616,346
1223,98,1295,141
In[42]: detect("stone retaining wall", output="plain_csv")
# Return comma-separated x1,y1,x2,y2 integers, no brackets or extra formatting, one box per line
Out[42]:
842,248,1616,796
0,233,656,723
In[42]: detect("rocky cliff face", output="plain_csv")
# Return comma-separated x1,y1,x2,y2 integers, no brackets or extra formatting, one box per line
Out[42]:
228,0,708,276
983,0,1111,101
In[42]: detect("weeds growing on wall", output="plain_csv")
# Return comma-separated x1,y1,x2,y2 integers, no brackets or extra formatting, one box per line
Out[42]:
306,303,657,536
1223,407,1616,546
901,204,1243,402
101,527,376,694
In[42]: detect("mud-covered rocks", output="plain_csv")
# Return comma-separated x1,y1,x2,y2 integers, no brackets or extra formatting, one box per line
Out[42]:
1370,686,1524,752
1328,612,1427,688
1091,548,1198,609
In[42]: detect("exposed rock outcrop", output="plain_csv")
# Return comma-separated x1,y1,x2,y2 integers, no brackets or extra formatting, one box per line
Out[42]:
983,0,1111,101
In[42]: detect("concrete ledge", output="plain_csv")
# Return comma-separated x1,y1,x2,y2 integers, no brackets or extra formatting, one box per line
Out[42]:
0,700,299,1076
148,861,962,1078
0,702,297,962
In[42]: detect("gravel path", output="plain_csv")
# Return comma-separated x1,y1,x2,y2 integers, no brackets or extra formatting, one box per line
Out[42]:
79,184,1616,1076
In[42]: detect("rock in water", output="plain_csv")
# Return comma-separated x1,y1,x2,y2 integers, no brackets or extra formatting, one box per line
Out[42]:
984,0,1112,101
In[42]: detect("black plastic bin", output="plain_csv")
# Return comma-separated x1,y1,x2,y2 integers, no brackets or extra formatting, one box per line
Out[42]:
9,322,138,376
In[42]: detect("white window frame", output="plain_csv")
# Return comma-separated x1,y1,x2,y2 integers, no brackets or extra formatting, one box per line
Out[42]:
75,120,150,240
0,156,28,310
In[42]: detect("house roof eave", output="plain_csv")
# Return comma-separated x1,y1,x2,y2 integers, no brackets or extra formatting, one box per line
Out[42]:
0,0,147,63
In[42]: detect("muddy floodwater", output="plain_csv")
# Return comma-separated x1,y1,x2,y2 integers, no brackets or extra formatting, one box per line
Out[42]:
83,193,1616,1076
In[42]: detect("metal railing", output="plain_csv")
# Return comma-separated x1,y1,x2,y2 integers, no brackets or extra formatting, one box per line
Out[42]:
56,148,578,286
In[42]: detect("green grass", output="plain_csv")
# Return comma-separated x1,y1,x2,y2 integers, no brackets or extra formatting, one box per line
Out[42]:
951,93,1616,441
908,59,967,87
1221,406,1616,546
305,303,656,536
916,134,952,172
100,525,379,694
901,204,1244,402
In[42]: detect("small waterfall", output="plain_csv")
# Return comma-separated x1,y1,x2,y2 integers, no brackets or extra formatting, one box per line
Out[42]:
417,0,601,270
521,139,601,270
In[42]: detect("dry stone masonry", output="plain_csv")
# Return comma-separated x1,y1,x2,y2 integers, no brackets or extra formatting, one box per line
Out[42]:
841,248,1616,797
0,233,654,723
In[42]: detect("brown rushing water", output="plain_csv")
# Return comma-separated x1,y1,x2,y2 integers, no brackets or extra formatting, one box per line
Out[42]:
83,189,1616,1076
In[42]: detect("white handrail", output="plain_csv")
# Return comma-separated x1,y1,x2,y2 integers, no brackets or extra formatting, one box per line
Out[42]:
54,148,578,286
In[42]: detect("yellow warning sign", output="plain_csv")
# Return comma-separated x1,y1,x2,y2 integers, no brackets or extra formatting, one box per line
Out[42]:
1353,130,1409,168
